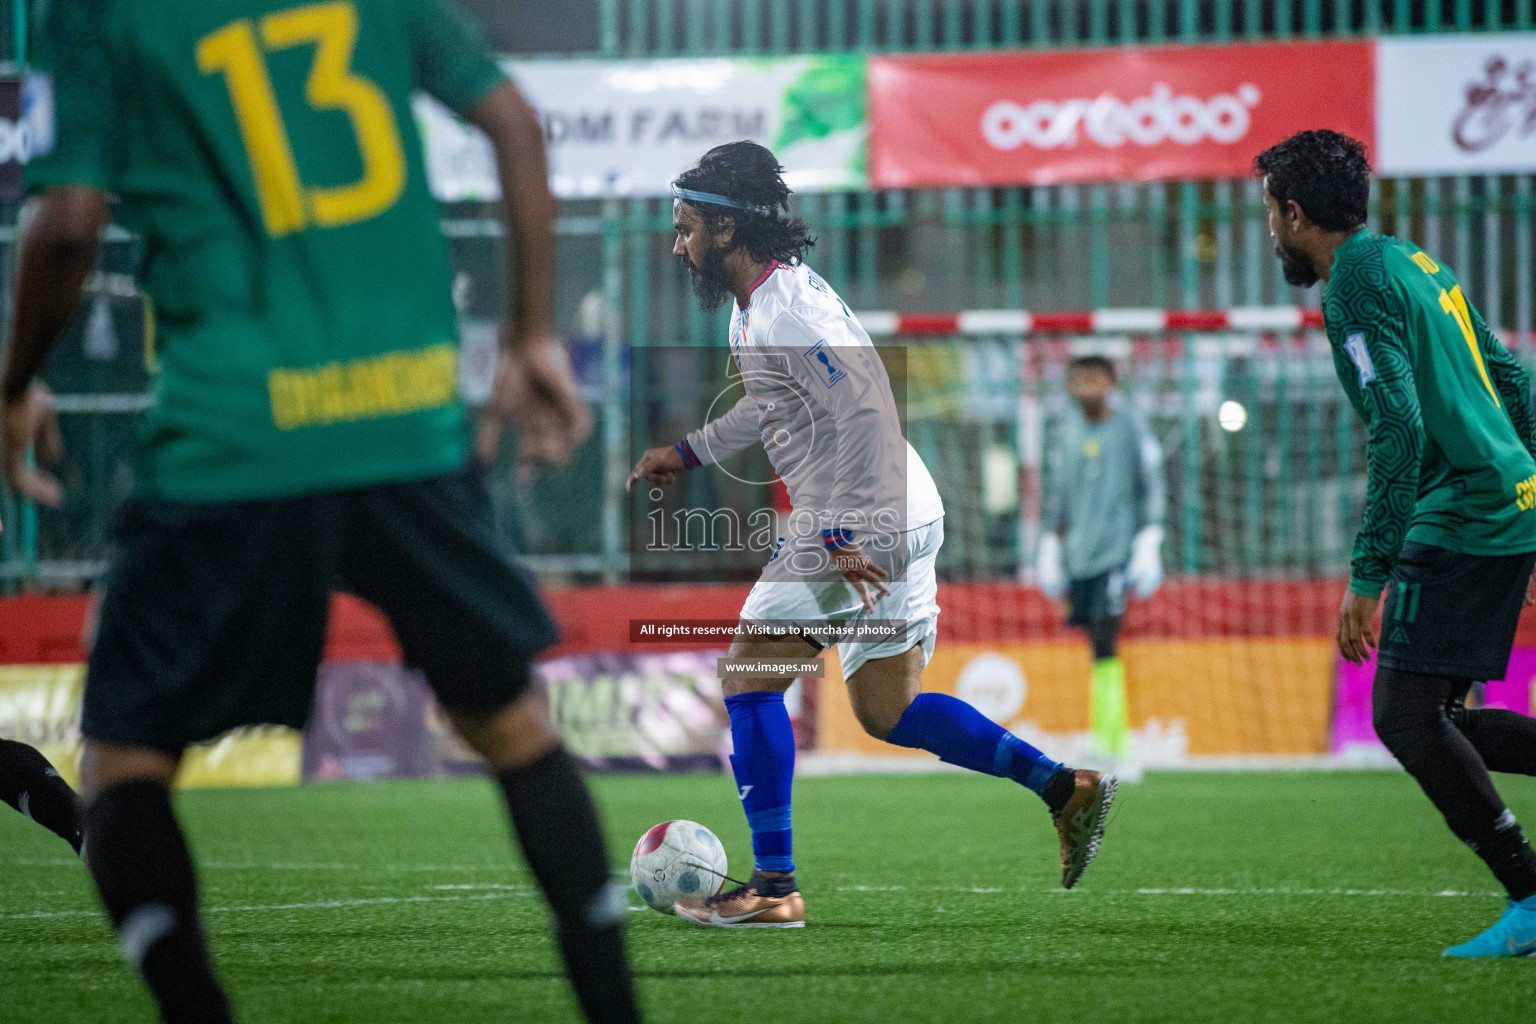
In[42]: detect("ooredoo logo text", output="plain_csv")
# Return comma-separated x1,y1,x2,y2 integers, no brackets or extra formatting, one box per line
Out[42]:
980,82,1263,151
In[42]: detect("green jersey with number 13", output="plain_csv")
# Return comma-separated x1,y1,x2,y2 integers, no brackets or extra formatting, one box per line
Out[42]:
27,0,507,500
1322,230,1536,598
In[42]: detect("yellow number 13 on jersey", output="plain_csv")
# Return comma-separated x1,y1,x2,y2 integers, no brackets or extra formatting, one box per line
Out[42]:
197,1,406,236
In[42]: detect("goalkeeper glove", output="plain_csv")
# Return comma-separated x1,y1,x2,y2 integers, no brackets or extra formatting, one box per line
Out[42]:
1129,525,1164,599
1036,532,1066,600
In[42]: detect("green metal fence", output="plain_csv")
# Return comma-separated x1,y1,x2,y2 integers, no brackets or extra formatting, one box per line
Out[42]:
0,1,1531,590
599,0,1532,52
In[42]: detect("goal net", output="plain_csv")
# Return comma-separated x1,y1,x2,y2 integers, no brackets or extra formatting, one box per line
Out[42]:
815,319,1381,767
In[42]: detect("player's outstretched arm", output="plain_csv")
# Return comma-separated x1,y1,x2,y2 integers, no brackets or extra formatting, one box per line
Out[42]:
1471,305,1536,459
628,393,765,489
0,188,109,507
626,445,686,491
630,394,762,492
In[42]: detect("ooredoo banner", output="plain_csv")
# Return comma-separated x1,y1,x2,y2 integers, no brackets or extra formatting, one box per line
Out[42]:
1377,33,1536,176
867,41,1375,188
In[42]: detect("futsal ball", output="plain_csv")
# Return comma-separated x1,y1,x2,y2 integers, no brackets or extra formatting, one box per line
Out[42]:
630,820,728,914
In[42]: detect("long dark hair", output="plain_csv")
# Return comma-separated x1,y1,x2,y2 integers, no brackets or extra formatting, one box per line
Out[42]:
674,141,816,265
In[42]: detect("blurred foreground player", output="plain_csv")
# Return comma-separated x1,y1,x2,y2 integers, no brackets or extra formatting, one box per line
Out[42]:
1036,355,1164,761
1259,130,1536,958
629,142,1116,928
1,0,639,1019
0,737,84,855
0,507,84,854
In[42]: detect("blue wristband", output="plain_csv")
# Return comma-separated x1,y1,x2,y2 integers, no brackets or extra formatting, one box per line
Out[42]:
675,440,701,470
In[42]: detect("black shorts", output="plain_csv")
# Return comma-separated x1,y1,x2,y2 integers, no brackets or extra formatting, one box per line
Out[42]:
1376,541,1536,681
1067,569,1127,627
82,467,558,753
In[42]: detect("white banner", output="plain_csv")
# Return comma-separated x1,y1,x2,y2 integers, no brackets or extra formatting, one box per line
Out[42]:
417,55,866,201
1377,33,1536,176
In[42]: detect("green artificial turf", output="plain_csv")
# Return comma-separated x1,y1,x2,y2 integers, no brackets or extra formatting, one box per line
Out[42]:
2,770,1534,1023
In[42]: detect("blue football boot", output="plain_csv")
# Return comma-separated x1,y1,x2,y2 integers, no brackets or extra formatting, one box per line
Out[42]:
1443,896,1536,958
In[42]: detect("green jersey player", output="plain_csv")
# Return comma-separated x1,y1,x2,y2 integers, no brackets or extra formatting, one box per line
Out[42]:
0,0,639,1018
1259,130,1536,958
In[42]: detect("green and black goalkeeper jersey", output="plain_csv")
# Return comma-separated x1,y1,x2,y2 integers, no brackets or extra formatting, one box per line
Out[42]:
28,0,507,500
1322,230,1536,597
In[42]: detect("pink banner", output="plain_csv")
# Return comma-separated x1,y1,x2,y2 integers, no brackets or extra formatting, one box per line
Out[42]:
1332,649,1536,759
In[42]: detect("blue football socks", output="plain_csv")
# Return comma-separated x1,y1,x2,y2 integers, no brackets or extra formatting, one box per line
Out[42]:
725,692,797,873
886,692,1074,806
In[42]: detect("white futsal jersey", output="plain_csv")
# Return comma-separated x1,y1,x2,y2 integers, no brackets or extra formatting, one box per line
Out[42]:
680,260,945,540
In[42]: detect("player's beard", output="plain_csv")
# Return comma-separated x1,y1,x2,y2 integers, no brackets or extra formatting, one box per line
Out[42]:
1275,240,1319,288
681,242,733,312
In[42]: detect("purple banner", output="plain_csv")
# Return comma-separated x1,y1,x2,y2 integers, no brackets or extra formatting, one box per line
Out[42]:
1331,648,1536,761
303,663,436,781
302,651,730,781
541,650,729,771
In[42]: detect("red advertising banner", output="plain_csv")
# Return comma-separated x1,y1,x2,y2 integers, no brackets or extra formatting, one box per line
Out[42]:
869,41,1376,188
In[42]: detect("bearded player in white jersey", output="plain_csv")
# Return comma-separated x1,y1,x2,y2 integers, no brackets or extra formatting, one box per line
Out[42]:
628,142,1115,928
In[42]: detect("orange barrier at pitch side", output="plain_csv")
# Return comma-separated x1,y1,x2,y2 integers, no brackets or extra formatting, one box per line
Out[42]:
817,636,1341,757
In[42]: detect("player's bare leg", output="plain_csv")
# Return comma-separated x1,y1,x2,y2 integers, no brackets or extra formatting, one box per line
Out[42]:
450,688,641,1021
80,740,234,1024
674,632,807,928
855,642,1117,889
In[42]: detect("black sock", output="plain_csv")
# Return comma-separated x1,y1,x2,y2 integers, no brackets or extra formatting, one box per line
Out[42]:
1042,766,1079,813
1374,668,1536,901
1086,618,1121,661
1449,703,1536,776
748,870,799,897
0,739,83,852
84,781,232,1024
1479,812,1536,902
496,748,639,1024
